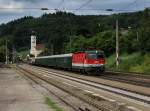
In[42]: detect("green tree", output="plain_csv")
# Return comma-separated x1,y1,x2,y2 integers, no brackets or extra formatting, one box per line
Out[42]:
0,45,5,62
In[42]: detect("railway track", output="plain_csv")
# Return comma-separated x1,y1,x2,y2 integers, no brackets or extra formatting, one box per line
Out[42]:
101,71,150,87
13,64,149,111
16,64,150,111
49,67,150,87
105,70,150,78
25,64,150,88
23,64,150,96
0,63,10,68
15,65,96,111
20,64,150,103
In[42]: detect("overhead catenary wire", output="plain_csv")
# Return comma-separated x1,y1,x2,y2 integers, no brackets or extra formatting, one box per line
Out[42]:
0,7,49,10
121,0,138,11
74,0,93,11
0,7,143,12
0,0,148,13
56,0,65,10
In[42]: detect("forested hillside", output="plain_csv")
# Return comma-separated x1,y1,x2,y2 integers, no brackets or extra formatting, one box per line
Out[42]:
0,9,150,61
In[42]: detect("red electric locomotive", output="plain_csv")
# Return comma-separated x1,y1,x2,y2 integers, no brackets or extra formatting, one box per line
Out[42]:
72,50,105,73
32,50,105,75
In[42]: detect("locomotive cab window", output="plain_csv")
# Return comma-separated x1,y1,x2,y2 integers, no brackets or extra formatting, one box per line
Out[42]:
87,53,97,59
87,51,104,59
97,53,104,58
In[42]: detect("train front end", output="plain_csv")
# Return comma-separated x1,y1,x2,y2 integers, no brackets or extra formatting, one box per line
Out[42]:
84,50,105,73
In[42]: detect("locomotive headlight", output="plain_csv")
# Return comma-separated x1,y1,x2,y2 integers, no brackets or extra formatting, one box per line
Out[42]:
94,61,99,63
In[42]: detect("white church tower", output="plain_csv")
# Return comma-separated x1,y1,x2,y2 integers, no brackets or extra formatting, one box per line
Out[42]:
30,34,37,57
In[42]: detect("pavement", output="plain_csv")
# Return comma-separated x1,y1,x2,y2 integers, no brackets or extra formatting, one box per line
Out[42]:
0,68,52,111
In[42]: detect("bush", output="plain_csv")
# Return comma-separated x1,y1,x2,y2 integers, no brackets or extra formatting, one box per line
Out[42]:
106,53,150,74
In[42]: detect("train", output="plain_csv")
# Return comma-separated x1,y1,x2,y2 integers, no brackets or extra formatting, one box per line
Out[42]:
31,50,105,75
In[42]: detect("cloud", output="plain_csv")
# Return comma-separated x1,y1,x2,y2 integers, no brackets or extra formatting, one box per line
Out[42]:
0,0,150,24
0,0,149,14
0,0,23,8
14,0,37,2
0,0,24,14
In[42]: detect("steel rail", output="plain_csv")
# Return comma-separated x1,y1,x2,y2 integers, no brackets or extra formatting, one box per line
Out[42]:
105,71,150,79
15,66,92,111
16,66,118,111
25,64,150,95
100,73,150,87
27,64,150,87
22,65,150,105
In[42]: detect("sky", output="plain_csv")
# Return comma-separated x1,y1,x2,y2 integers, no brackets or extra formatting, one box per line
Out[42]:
0,0,150,24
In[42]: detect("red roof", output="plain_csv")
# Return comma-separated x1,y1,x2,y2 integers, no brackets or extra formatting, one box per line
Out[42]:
36,44,45,50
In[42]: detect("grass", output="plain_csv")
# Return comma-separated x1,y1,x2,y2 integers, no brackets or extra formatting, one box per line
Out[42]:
45,97,64,111
106,53,150,74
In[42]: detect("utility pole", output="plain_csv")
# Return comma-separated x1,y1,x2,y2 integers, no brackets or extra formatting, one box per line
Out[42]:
136,31,139,41
116,19,119,68
12,46,16,64
5,40,8,64
51,44,54,55
136,31,141,52
69,15,72,53
70,36,72,53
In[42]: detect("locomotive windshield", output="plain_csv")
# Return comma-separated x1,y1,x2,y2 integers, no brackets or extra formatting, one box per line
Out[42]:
87,51,104,59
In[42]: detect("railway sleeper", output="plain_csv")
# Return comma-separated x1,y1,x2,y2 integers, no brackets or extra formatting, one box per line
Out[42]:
17,66,143,111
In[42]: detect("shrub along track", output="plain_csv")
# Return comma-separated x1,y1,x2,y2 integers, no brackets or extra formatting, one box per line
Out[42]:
15,64,148,111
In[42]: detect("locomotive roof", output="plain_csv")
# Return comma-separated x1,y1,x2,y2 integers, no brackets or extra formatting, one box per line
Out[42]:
36,53,72,59
85,50,104,53
74,50,103,54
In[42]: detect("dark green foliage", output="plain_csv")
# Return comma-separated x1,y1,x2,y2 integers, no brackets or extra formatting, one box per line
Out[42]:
139,27,150,54
0,9,150,58
65,31,115,56
119,30,139,54
0,45,5,62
